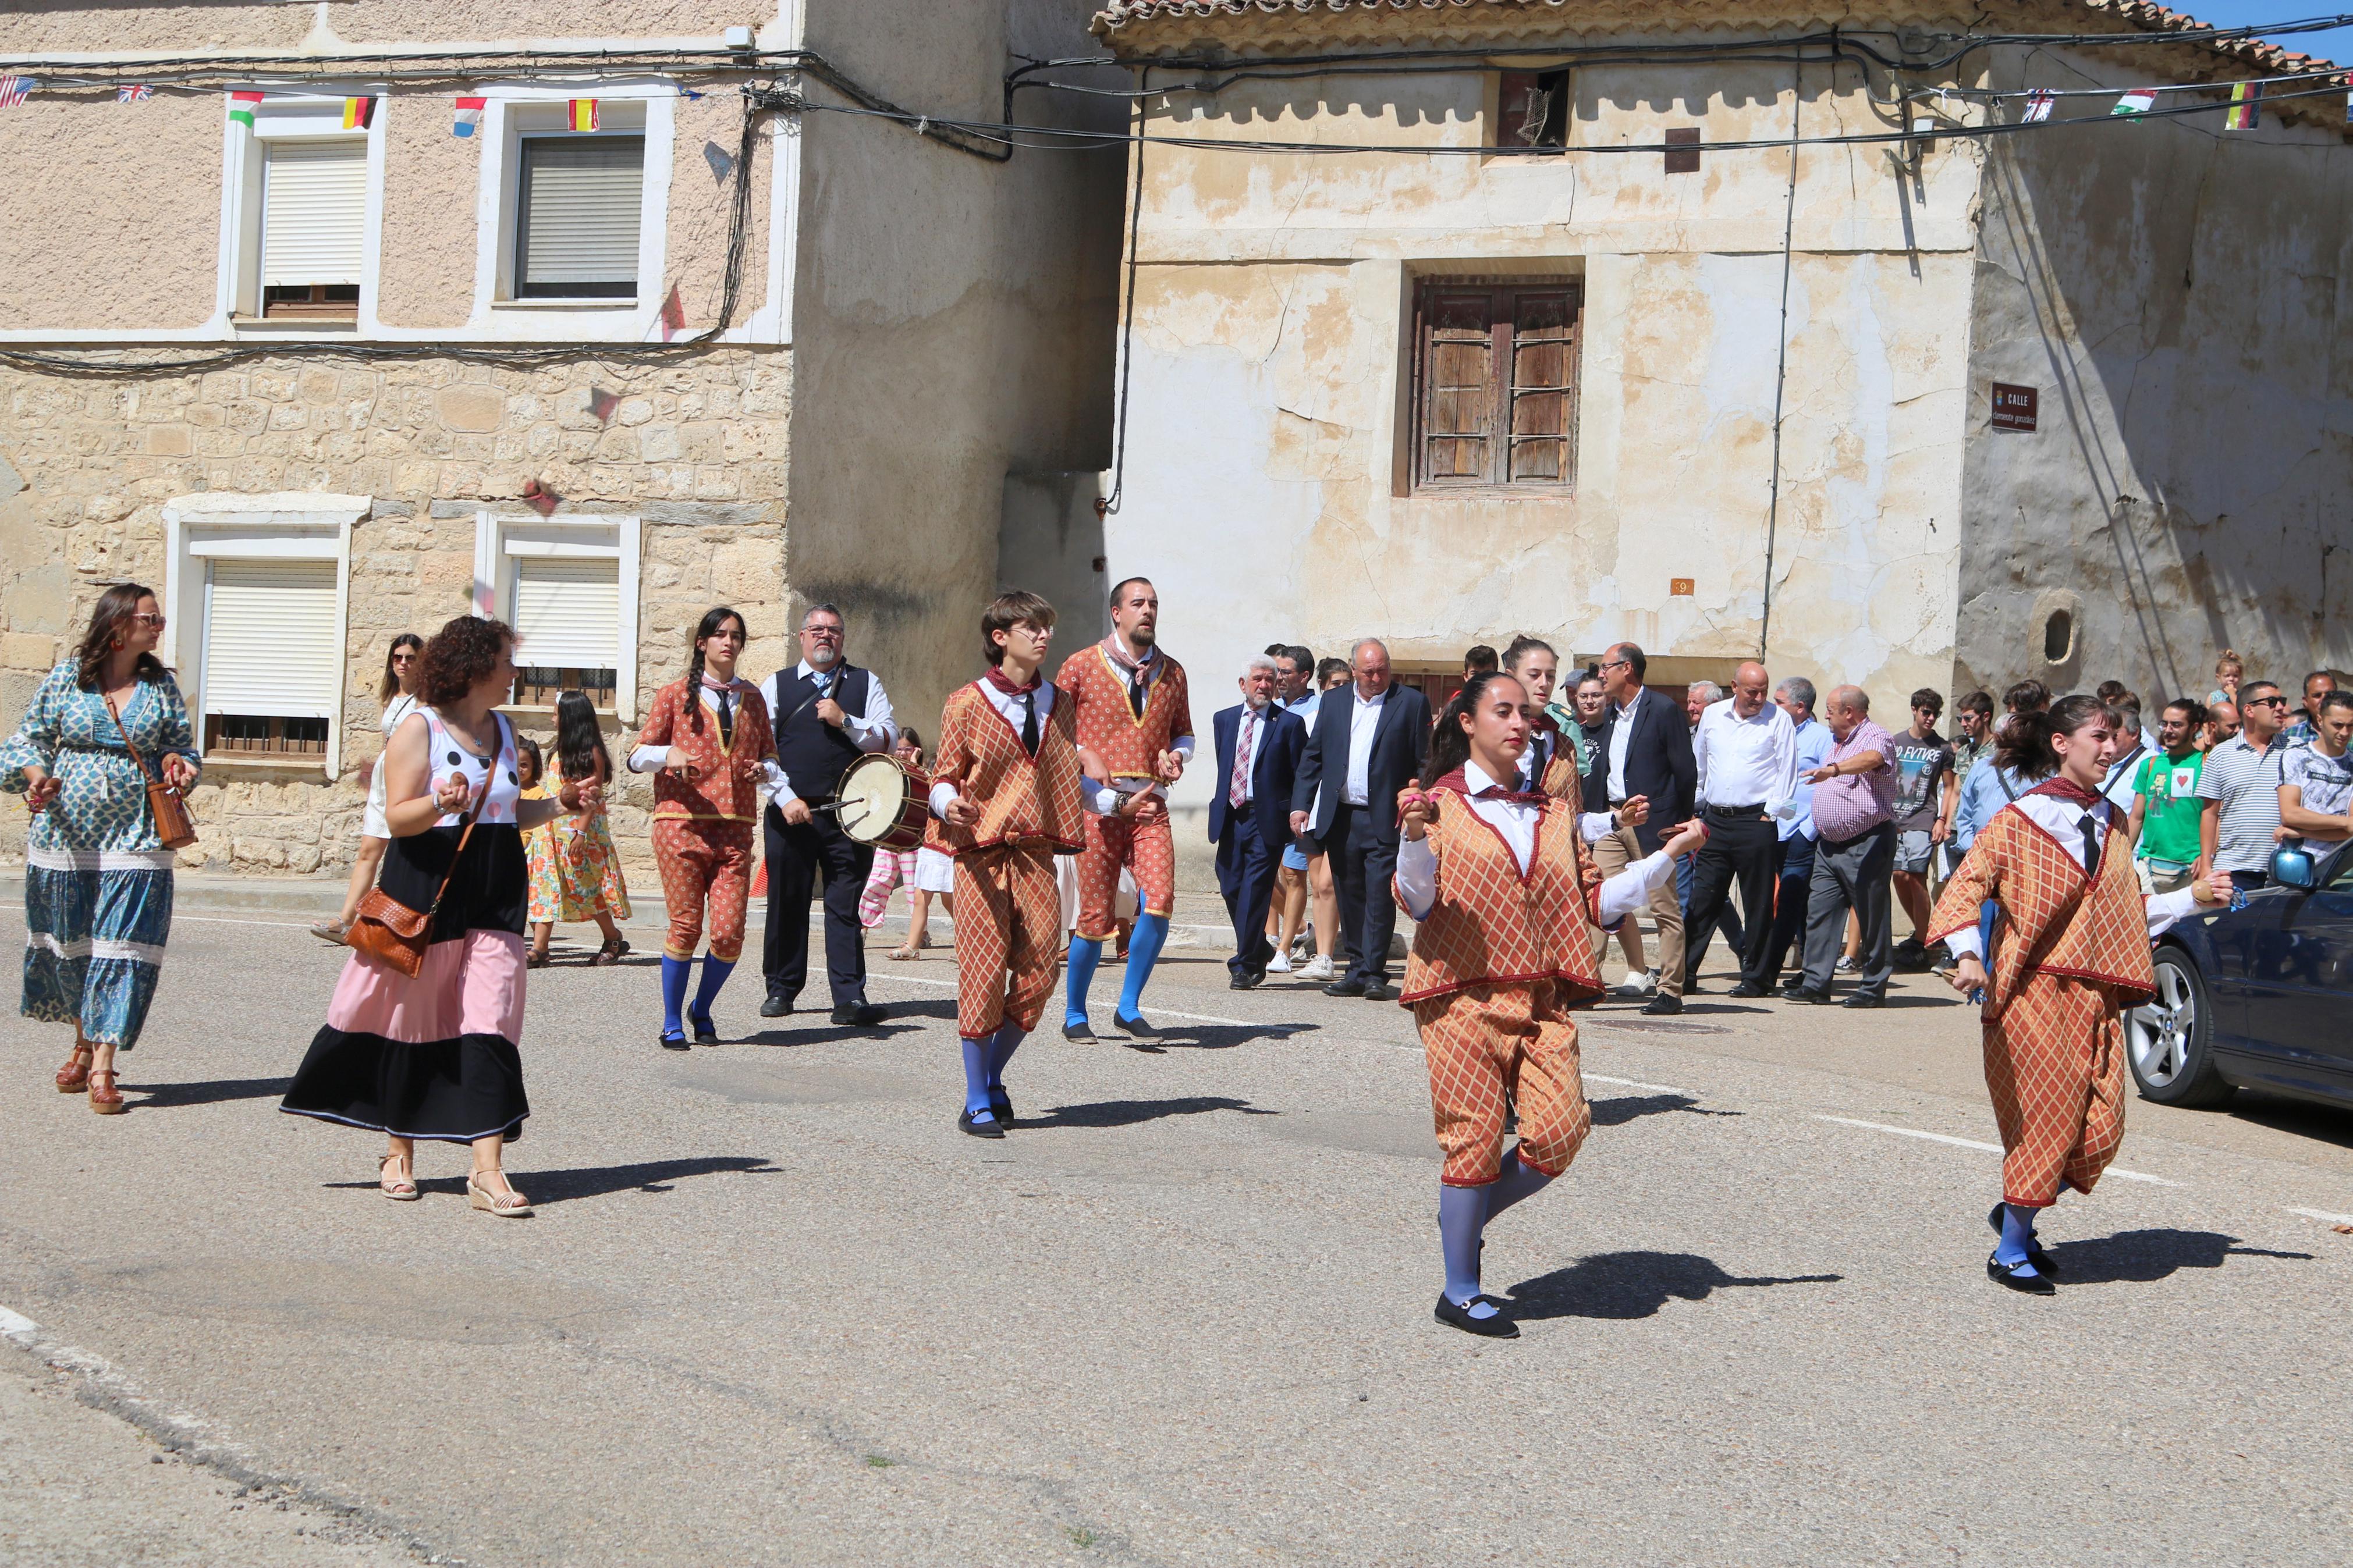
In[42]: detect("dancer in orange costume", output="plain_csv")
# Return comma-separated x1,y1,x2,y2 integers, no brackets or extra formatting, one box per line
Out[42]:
1056,576,1194,1041
629,606,786,1050
1396,670,1703,1337
1929,693,2230,1295
929,590,1093,1137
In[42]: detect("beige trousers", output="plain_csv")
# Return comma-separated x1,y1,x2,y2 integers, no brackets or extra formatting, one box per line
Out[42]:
1591,823,1684,997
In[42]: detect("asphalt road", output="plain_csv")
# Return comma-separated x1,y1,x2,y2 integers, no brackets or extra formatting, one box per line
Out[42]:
3,906,2350,1566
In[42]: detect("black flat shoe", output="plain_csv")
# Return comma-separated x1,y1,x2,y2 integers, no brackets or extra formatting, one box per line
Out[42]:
1787,987,1833,1004
1433,1293,1519,1339
758,995,792,1019
1729,982,1770,998
990,1089,1014,1126
1062,1018,1095,1041
1841,993,1884,1009
658,1030,691,1051
1229,969,1263,990
1323,978,1368,998
1642,993,1684,1016
1986,1252,2056,1296
1112,1011,1156,1040
831,1002,886,1027
1362,983,1399,1002
688,1012,720,1046
1986,1206,2061,1277
958,1108,1006,1140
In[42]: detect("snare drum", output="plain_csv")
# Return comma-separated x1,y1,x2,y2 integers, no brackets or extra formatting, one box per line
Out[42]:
833,752,928,852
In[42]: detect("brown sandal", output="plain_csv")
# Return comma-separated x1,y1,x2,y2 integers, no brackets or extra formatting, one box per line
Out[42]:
378,1153,420,1201
526,949,551,969
590,936,630,967
56,1043,93,1094
87,1068,125,1115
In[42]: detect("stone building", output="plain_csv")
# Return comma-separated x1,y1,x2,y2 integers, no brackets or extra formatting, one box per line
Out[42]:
1084,0,2353,853
0,0,1119,883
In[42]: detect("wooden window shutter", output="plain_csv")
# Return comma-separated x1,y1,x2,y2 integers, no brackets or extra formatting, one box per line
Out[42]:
1506,287,1578,482
516,136,645,297
1418,287,1497,485
511,554,622,670
203,559,340,719
261,141,367,286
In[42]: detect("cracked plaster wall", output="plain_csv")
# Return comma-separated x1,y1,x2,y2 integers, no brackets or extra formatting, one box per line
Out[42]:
1955,47,2353,702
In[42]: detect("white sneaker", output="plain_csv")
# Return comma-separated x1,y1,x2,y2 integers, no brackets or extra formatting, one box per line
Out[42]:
1302,955,1334,981
1617,968,1659,997
1266,952,1293,974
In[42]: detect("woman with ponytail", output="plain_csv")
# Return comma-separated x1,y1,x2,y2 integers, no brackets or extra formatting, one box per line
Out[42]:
627,607,790,1047
1928,694,2234,1296
1393,671,1705,1338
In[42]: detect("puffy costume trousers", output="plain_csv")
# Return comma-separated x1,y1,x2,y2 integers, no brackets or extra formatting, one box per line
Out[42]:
953,844,1064,1040
1412,980,1593,1187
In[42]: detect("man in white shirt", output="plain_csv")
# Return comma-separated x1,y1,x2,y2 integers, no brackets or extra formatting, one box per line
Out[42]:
755,604,898,1026
1682,661,1799,995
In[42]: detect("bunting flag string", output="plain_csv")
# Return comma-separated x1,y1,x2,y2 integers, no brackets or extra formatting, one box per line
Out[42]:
2021,88,2055,123
115,84,153,105
657,285,686,343
228,90,262,127
453,95,485,137
342,95,374,130
0,76,36,109
2226,81,2264,129
567,98,599,132
2111,88,2159,116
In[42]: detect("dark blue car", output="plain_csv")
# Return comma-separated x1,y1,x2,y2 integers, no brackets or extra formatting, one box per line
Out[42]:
2129,840,2353,1110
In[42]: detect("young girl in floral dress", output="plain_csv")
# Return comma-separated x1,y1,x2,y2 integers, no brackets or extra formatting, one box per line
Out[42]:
526,691,632,967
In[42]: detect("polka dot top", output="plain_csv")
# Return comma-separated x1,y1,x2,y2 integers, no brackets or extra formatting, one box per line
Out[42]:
422,707,522,827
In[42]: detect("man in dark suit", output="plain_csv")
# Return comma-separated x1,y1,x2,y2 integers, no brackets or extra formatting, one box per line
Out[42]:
1290,638,1431,1001
1209,656,1308,989
1592,641,1698,1014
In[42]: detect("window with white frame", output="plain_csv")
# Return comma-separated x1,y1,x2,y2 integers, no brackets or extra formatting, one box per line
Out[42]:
228,98,378,322
473,513,642,717
494,99,649,303
161,494,364,776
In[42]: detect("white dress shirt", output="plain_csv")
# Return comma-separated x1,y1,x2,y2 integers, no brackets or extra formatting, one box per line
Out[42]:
1940,792,2203,961
1606,692,1639,802
1694,698,1800,816
626,678,795,810
1396,760,1676,926
928,678,1057,817
755,660,897,806
1344,686,1387,806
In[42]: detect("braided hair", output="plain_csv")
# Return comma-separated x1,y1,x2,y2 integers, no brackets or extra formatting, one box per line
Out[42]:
683,606,746,732
1422,670,1526,790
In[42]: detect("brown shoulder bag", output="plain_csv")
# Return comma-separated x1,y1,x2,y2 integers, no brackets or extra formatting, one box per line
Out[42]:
347,773,490,979
102,688,198,852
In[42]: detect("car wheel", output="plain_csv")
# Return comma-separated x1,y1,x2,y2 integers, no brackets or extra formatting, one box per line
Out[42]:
2127,948,2234,1108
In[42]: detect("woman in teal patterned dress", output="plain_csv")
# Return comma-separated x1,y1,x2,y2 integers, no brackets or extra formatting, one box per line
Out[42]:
0,584,199,1113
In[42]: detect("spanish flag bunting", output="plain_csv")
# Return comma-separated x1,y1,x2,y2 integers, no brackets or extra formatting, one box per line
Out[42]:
2226,81,2262,130
568,98,599,132
228,90,263,127
658,285,686,342
342,95,374,130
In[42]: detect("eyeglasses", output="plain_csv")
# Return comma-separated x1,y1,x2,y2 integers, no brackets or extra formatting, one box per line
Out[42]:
2247,695,2288,707
1599,659,1630,672
802,625,843,639
129,613,166,629
389,650,416,662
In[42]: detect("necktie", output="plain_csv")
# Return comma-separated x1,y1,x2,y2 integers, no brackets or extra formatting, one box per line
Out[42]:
1474,784,1548,806
1128,666,1147,720
2078,812,2100,879
711,687,734,748
1020,689,1039,756
1230,711,1255,808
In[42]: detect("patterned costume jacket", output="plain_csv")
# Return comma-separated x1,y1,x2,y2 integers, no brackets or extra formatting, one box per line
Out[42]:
637,677,776,824
1056,644,1194,786
931,682,1085,854
1399,777,1609,1006
1927,806,2157,1018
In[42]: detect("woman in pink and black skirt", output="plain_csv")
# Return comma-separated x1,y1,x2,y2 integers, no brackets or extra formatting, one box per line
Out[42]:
281,616,597,1215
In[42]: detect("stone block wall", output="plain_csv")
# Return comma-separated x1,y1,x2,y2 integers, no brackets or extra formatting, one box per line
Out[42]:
0,349,794,892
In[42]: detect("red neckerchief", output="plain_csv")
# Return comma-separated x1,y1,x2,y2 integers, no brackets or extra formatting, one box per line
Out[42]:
1529,710,1560,734
982,665,1042,698
2026,777,2103,809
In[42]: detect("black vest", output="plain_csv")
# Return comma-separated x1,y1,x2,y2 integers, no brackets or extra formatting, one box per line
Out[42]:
772,664,872,799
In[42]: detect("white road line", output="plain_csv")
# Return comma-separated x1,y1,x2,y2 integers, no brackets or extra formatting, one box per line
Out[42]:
2285,1206,2353,1226
1587,1073,1700,1096
1815,1115,2182,1185
861,973,1261,1029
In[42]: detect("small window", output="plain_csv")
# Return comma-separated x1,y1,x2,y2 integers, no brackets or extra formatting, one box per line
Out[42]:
1408,279,1581,492
2043,608,2075,664
510,554,621,705
515,135,645,300
1497,70,1569,150
200,559,340,758
260,138,367,318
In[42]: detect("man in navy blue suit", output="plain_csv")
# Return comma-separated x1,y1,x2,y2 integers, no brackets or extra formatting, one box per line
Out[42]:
1290,638,1432,1001
1209,655,1308,988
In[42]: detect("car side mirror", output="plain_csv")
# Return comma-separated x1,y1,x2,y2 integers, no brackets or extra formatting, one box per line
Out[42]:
2271,844,2318,891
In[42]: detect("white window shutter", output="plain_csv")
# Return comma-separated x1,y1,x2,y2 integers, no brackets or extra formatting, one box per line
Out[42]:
517,136,645,291
261,141,367,287
512,556,620,668
203,560,341,719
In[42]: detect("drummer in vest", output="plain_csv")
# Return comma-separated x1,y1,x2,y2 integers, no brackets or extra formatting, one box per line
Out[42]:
758,603,897,1028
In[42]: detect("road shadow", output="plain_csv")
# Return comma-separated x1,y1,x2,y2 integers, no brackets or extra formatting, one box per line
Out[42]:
740,1022,927,1048
122,1076,290,1112
1020,1094,1278,1131
1588,1092,1742,1128
2042,1227,2316,1285
1503,1251,1842,1321
2224,1095,2353,1153
1144,1021,1316,1052
327,1156,781,1204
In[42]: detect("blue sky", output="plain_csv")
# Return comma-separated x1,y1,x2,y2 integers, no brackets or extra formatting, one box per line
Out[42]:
2167,2,2353,63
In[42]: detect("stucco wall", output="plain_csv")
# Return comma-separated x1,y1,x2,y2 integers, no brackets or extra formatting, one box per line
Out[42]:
1955,46,2353,704
0,352,792,884
6,0,757,54
786,0,1123,735
1108,55,1978,850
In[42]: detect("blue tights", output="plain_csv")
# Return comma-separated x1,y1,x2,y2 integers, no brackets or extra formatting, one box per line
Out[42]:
960,1024,1026,1122
1438,1153,1555,1317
